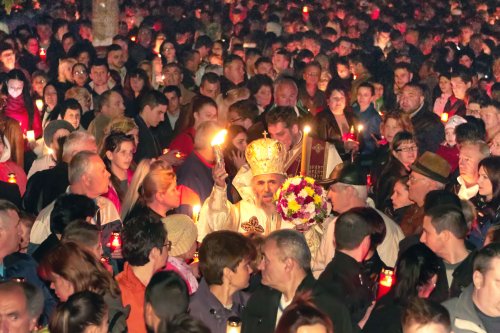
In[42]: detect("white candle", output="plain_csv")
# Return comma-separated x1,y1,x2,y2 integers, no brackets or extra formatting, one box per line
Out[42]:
26,130,35,143
192,205,200,224
211,129,228,166
300,125,311,176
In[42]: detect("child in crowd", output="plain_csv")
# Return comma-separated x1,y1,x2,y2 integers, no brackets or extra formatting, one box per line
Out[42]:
436,115,467,172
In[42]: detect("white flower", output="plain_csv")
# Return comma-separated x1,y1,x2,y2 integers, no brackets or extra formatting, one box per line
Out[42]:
298,189,308,198
290,177,302,185
306,202,316,214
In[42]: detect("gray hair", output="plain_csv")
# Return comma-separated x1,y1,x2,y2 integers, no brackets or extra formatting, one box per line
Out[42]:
273,76,298,95
62,131,96,162
0,281,44,319
266,229,311,270
194,121,221,150
68,151,98,184
0,199,19,229
460,140,491,160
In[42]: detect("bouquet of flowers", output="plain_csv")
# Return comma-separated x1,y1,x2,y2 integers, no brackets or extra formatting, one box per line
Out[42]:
275,176,328,228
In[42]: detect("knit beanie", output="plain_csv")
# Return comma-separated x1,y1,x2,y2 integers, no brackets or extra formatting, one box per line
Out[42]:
162,214,197,257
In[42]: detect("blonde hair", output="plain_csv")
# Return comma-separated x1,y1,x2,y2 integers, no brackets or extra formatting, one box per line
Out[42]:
120,159,172,220
65,87,91,112
194,121,222,150
216,87,250,125
105,116,138,136
139,168,176,204
58,58,78,83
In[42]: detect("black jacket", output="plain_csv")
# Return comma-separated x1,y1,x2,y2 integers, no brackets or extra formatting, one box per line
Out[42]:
134,115,161,163
318,251,374,325
314,108,357,161
430,250,475,303
411,106,445,154
22,163,69,215
242,272,353,333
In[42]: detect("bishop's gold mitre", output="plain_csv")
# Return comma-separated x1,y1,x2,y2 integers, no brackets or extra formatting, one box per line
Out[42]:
245,135,287,176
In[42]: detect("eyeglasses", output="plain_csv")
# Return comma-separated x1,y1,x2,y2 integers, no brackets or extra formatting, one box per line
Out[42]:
395,146,418,153
73,70,87,76
164,241,172,251
408,175,427,183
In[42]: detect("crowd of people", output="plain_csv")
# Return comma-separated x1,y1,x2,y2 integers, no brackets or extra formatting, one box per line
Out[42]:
0,0,499,332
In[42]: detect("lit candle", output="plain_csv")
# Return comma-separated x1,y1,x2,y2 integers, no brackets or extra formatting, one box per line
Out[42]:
26,130,35,143
175,152,182,159
39,47,46,62
300,125,311,176
211,129,228,166
192,204,201,224
130,36,137,42
226,317,241,333
7,173,16,184
163,148,170,155
441,112,449,123
302,6,310,21
35,99,44,111
108,232,122,253
377,268,395,300
356,124,364,141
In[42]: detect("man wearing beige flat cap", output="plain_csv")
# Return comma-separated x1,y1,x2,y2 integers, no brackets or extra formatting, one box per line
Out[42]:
401,152,452,237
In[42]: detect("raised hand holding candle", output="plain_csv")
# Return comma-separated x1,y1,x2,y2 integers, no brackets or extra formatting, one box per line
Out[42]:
211,129,228,166
300,125,311,176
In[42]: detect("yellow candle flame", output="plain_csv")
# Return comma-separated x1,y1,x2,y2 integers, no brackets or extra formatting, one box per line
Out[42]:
211,129,228,147
26,130,35,142
35,99,44,110
357,124,364,132
193,204,201,215
303,125,311,135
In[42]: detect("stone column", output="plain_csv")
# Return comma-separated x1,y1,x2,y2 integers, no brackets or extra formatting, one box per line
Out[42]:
92,0,118,47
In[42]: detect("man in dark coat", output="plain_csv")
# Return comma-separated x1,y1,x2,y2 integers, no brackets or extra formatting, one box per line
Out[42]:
134,91,167,163
398,83,444,154
317,208,375,329
242,229,353,333
420,205,474,303
0,200,56,324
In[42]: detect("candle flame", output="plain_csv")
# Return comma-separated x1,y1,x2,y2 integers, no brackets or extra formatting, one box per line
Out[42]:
35,99,44,110
303,6,309,13
193,205,201,214
211,129,228,147
441,112,449,123
130,36,136,42
357,124,364,132
303,125,311,134
350,126,354,134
